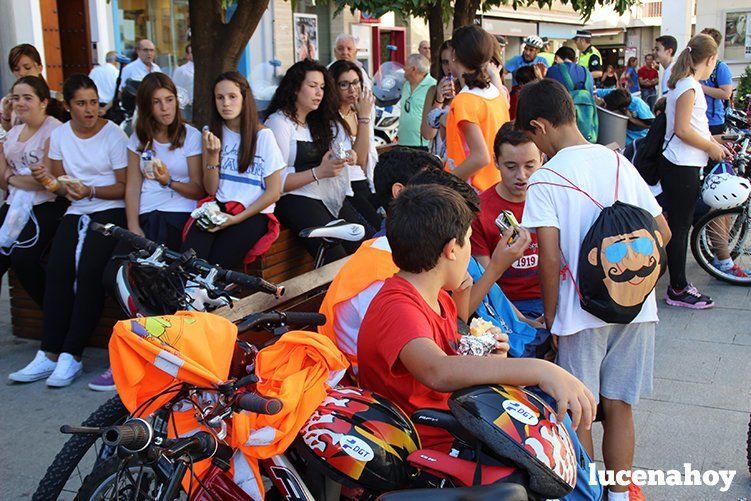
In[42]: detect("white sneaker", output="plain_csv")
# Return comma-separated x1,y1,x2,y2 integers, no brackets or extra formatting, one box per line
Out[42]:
9,351,57,383
46,353,83,387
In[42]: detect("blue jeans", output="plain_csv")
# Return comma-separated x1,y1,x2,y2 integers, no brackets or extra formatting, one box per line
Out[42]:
512,298,544,320
641,87,657,109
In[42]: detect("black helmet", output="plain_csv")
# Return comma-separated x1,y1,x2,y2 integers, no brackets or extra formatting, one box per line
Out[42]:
448,385,577,498
111,261,185,317
295,386,420,493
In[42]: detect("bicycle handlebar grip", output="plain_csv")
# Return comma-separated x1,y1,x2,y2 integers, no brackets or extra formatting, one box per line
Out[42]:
223,270,285,297
236,392,283,415
283,312,327,327
108,225,158,253
102,418,153,453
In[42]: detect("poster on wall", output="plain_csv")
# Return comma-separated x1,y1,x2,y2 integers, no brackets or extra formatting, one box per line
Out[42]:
294,14,318,62
724,11,750,60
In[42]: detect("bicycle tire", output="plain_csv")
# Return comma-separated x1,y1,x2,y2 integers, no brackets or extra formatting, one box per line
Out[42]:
77,455,174,501
32,396,129,501
690,206,751,286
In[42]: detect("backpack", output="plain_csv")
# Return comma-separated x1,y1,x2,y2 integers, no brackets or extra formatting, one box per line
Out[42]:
530,152,666,324
626,111,674,186
557,63,599,143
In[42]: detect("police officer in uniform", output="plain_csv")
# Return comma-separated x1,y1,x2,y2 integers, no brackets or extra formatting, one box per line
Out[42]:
573,30,603,81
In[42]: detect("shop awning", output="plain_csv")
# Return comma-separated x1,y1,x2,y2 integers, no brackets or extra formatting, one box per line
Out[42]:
482,18,537,37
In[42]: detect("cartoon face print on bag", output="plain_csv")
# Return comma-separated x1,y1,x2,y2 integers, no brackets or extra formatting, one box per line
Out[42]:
587,227,664,307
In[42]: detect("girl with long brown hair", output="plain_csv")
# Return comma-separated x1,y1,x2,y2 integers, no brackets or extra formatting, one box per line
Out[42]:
265,60,366,263
445,25,510,192
660,33,731,308
183,71,284,269
125,72,204,250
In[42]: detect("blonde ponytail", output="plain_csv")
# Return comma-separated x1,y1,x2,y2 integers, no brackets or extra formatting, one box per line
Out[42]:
668,33,717,90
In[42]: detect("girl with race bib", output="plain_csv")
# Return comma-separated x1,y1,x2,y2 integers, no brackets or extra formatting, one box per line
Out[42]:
9,75,128,388
182,71,284,269
0,76,66,306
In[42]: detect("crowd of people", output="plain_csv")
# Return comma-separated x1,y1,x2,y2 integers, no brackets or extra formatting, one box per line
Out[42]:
0,20,743,500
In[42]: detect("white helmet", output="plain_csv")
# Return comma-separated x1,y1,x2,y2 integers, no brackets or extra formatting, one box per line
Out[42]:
523,36,544,49
702,173,751,210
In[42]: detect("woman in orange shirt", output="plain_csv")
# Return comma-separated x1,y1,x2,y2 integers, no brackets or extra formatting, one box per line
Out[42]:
445,25,510,192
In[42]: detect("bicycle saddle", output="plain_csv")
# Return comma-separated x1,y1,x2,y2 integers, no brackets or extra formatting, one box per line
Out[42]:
299,219,365,242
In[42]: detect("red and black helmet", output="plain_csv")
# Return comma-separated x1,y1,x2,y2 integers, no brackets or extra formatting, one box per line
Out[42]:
295,386,420,492
448,385,577,499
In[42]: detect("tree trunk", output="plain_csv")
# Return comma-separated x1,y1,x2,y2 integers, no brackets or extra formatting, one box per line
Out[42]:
427,1,445,78
452,0,481,31
190,0,270,126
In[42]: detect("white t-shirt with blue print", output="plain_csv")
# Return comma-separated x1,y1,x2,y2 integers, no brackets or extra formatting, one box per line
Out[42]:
215,126,285,213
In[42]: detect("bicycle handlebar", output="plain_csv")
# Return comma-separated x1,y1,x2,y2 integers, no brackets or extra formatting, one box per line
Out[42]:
91,222,284,297
235,392,283,415
236,311,327,333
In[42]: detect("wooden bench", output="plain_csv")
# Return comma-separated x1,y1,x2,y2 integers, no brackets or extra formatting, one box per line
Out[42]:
9,227,318,348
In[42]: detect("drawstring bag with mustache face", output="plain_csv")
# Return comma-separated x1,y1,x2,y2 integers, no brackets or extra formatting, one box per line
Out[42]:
577,200,666,323
531,151,666,324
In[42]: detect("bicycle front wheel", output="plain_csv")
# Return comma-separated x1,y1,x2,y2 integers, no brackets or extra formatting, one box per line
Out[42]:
690,206,751,286
32,396,129,500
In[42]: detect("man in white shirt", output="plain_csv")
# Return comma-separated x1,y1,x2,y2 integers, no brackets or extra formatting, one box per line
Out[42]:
172,44,194,103
88,51,119,107
119,39,161,91
655,35,677,95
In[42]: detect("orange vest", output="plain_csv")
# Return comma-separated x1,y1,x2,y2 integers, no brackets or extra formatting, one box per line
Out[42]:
318,237,399,370
445,89,510,192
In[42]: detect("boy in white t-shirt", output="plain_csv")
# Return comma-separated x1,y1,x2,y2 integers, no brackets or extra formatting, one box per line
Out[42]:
515,79,672,501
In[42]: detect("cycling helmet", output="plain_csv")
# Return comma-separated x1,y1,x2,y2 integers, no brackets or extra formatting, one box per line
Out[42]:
111,261,186,317
702,172,751,210
523,36,544,49
448,385,577,499
296,386,420,492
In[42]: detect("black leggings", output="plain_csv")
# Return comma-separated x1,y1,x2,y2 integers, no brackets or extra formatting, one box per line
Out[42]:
658,157,701,290
274,194,369,264
0,198,67,306
40,208,126,356
182,211,269,269
347,180,382,234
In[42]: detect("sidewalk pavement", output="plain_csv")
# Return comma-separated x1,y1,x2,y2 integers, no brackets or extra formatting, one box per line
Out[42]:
0,262,750,499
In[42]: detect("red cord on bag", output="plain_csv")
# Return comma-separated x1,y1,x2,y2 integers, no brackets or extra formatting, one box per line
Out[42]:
527,150,622,302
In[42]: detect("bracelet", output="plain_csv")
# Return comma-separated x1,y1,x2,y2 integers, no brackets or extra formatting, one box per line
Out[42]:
434,98,444,105
311,167,319,183
89,186,96,200
206,163,219,170
357,117,371,124
165,178,174,189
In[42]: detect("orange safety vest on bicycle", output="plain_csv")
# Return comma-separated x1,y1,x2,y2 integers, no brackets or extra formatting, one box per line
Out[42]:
318,237,398,372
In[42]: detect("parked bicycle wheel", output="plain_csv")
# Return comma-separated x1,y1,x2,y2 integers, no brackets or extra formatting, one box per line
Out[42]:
690,206,751,286
32,396,128,501
77,456,177,501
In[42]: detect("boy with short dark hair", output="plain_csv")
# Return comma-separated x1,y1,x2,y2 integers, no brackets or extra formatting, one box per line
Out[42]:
515,78,671,501
471,122,544,319
357,183,595,452
655,35,678,96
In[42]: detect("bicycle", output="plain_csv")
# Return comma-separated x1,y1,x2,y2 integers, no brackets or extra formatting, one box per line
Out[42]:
690,129,751,285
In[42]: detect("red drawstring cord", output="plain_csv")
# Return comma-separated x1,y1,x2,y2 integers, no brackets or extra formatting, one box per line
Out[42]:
528,151,622,302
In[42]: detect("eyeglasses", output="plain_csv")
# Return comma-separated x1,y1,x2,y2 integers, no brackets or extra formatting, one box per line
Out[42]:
604,237,654,264
337,79,361,90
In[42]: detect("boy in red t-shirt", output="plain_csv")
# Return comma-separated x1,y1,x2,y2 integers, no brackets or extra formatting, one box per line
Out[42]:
357,184,595,453
471,122,544,320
